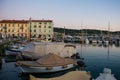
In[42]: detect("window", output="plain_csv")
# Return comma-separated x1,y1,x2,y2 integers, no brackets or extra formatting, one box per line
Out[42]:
34,29,36,32
38,35,41,38
30,29,32,32
39,26,41,28
44,22,47,24
39,22,41,24
13,24,14,26
8,29,10,32
49,26,51,28
44,26,46,28
12,29,14,32
49,35,51,37
5,24,7,26
20,25,24,30
9,24,10,26
34,25,37,28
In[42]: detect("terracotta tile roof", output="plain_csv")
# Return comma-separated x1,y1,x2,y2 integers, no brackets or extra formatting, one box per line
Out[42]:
31,20,53,22
0,20,53,23
0,20,28,23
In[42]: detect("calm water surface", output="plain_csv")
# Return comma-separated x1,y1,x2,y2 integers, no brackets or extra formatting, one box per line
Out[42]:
76,43,120,80
0,43,120,80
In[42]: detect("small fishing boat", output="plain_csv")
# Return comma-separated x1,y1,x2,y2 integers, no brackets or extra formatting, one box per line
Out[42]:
16,53,77,73
30,71,91,80
5,44,26,56
94,68,117,80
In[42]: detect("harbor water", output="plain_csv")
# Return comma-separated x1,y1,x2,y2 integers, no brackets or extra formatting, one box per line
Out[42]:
76,43,120,80
0,43,120,80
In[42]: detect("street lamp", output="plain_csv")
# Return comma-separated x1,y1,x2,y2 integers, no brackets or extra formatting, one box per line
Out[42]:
29,17,32,41
4,26,7,40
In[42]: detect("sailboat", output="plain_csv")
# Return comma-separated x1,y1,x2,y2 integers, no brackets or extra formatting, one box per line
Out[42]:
98,29,103,45
84,27,89,44
103,22,110,46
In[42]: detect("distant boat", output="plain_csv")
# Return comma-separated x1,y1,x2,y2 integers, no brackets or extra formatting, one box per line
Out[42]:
92,39,97,43
98,40,102,44
94,68,117,80
85,38,89,44
16,53,77,73
103,40,109,46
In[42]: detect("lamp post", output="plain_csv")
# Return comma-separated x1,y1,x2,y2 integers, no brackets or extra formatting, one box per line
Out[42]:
4,26,7,40
29,17,32,41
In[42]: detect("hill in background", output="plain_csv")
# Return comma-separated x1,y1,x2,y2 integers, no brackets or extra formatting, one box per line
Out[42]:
54,27,120,36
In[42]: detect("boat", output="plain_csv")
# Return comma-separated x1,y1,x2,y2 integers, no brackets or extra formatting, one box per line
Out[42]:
5,44,26,56
103,40,109,47
85,38,89,44
16,53,77,73
30,71,91,80
92,39,97,43
94,68,117,80
21,42,77,60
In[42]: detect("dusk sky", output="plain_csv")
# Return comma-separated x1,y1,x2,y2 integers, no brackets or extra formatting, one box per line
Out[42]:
0,0,120,31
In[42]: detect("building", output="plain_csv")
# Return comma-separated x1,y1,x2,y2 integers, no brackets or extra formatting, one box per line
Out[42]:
29,19,53,42
0,20,29,38
0,19,54,42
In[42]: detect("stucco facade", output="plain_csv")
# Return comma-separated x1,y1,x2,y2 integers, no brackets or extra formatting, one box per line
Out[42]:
0,20,29,38
29,20,53,42
0,19,53,42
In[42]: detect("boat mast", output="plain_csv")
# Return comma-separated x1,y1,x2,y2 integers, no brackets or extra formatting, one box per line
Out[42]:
63,26,65,42
108,21,110,42
80,21,83,58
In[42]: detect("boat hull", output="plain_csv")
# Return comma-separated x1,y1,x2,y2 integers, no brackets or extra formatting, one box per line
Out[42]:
5,49,21,56
20,64,75,73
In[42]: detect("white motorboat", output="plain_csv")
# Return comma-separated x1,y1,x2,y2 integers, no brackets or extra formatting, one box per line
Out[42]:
85,38,89,44
94,68,117,80
5,44,26,56
92,40,97,43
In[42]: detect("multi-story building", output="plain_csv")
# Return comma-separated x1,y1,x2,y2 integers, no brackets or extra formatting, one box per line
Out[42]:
29,19,53,42
0,19,54,42
0,20,29,38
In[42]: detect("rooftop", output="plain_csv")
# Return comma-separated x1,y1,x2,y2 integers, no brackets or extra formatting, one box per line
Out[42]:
0,19,53,23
